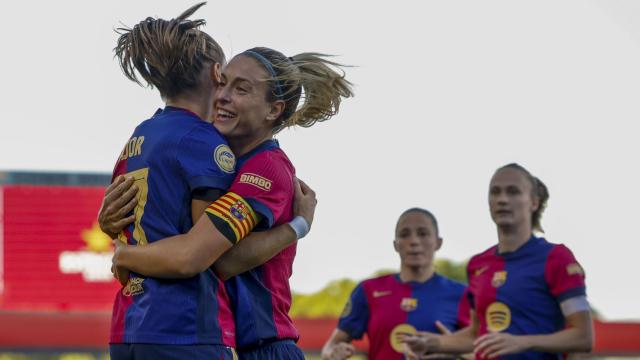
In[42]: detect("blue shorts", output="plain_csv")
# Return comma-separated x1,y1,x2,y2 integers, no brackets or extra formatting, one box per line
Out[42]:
109,344,237,360
237,339,304,360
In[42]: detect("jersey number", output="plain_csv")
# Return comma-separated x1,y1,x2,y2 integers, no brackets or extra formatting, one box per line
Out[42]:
117,167,150,245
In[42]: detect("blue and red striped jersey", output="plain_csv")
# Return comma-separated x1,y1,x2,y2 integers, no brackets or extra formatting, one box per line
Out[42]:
467,235,587,360
339,273,470,360
223,139,298,349
109,106,237,346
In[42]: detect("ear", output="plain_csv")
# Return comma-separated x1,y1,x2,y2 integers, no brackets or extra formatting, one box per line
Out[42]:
531,195,540,213
266,100,286,123
393,239,400,253
435,237,443,251
211,62,222,84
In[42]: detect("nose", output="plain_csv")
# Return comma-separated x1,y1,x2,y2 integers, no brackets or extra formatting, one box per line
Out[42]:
407,233,421,247
215,85,232,104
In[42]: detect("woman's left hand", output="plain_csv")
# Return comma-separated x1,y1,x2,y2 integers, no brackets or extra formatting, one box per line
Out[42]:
474,333,529,359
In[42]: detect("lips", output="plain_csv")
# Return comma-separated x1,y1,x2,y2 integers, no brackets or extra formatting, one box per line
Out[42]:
215,107,236,123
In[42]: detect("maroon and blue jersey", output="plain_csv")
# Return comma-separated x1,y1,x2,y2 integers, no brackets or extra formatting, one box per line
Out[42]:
223,139,298,349
109,106,237,346
467,236,587,360
339,273,470,360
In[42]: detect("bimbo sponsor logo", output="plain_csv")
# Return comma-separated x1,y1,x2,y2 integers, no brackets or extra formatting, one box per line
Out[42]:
239,173,272,191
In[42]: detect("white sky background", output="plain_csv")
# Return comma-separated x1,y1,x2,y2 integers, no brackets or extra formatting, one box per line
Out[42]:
0,0,638,321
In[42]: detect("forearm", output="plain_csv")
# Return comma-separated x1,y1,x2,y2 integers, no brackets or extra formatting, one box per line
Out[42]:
116,216,233,278
213,224,297,280
321,329,355,359
523,325,593,353
115,235,199,278
437,326,476,354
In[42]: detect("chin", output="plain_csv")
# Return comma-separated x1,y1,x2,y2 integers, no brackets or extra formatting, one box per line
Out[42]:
213,123,235,136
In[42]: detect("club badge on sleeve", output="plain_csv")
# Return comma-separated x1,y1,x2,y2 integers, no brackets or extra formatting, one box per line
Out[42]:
214,144,235,174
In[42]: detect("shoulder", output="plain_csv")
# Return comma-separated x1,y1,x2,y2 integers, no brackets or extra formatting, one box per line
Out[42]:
236,148,295,190
181,120,227,143
240,148,294,174
545,241,582,269
468,245,497,267
361,273,398,289
434,274,466,293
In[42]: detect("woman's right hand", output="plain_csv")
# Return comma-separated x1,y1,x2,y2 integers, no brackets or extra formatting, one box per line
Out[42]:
321,342,356,360
402,331,442,359
98,176,138,239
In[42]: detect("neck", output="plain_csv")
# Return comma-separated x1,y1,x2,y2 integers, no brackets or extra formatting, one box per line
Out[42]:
399,264,435,283
496,224,532,253
166,93,212,122
228,131,273,157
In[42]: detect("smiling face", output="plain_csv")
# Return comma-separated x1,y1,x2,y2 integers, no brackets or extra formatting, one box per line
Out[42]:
488,167,539,231
212,55,284,145
394,211,442,269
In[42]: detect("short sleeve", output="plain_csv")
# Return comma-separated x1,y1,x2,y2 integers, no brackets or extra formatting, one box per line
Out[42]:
337,283,370,340
456,287,472,328
229,150,294,228
544,244,587,302
176,123,236,193
465,261,477,310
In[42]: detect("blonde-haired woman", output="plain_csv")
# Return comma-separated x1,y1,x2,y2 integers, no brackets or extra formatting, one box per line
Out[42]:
107,47,354,359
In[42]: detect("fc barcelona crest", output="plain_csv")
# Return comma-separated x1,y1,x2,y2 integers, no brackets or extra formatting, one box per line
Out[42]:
230,200,248,221
400,297,418,312
492,271,507,288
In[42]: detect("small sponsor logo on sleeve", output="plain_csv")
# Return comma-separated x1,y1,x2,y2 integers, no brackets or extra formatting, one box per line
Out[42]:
566,263,584,276
214,144,236,174
239,173,272,191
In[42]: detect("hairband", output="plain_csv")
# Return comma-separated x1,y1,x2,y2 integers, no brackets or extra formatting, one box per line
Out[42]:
242,50,285,99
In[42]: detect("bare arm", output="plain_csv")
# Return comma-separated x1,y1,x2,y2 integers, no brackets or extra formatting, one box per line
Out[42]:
108,179,317,281
112,210,234,278
321,329,356,360
212,178,317,280
474,310,593,358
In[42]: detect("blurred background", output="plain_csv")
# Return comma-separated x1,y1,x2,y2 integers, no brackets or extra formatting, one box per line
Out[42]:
1,0,640,358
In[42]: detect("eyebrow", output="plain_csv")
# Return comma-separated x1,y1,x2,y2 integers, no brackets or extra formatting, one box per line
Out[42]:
222,73,256,86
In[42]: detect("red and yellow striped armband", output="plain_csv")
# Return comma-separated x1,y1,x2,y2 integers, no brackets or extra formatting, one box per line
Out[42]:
204,192,260,244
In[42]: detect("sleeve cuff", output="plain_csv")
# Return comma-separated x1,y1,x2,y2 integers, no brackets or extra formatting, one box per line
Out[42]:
556,286,587,302
245,198,275,229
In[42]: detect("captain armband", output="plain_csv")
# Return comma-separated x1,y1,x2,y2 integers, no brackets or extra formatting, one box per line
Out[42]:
560,295,590,317
205,192,260,244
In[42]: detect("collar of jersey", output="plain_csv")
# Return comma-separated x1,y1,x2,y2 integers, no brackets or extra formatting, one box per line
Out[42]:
236,139,280,169
155,106,201,119
394,272,440,287
495,235,544,259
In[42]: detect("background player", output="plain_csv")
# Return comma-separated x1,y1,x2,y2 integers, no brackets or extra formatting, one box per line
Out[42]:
104,47,354,359
403,163,593,359
321,208,470,360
